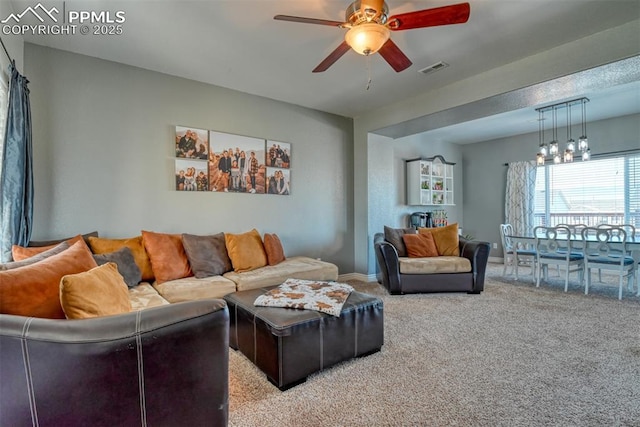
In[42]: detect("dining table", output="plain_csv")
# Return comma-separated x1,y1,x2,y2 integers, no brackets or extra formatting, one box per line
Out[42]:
506,232,640,277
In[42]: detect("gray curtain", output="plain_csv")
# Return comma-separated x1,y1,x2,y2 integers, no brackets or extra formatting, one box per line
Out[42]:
505,161,537,236
0,62,33,262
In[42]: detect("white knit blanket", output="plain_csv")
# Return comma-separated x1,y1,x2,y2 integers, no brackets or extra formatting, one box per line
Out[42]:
254,279,354,317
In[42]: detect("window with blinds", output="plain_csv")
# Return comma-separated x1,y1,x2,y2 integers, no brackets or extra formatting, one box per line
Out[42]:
534,153,640,229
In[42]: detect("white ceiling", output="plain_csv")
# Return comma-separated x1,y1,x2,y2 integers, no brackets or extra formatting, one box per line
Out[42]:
8,0,640,141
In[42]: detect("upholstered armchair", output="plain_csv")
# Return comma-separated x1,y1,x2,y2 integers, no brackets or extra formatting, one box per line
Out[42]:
374,231,490,295
1,300,229,427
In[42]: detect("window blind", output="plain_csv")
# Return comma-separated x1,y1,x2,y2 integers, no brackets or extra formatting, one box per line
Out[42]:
534,153,640,229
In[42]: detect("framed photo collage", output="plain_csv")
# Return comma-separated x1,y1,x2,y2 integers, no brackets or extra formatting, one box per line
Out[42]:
175,126,290,196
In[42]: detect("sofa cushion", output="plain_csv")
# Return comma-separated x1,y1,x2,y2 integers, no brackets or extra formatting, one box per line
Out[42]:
223,256,339,292
12,234,87,261
181,233,232,278
0,241,98,319
418,223,460,256
224,229,268,272
60,262,132,319
128,283,170,311
1,242,70,271
403,233,439,258
142,230,192,284
263,233,285,265
384,226,417,257
399,256,471,275
88,235,155,282
153,276,237,303
92,247,142,288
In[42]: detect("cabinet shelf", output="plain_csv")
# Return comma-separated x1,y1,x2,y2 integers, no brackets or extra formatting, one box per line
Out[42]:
406,155,455,206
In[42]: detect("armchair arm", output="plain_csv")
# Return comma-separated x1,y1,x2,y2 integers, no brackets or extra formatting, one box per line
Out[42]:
374,233,402,294
459,237,491,293
1,300,229,427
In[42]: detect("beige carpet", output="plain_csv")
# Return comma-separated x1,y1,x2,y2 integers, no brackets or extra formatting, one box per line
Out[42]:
228,264,640,426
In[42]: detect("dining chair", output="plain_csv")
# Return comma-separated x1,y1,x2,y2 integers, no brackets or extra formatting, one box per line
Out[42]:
557,223,588,238
581,226,636,300
500,223,536,280
595,224,637,282
534,225,584,292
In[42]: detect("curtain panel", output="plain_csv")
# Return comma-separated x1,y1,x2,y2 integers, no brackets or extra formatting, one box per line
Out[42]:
0,62,33,262
505,161,536,236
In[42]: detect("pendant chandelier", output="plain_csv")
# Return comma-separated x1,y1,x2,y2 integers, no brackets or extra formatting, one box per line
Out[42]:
535,97,590,165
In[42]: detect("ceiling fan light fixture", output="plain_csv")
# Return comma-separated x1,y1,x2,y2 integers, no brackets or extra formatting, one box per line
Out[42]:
344,23,390,55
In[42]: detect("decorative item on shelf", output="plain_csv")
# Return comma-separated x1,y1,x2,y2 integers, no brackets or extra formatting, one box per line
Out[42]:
535,97,590,165
432,209,448,227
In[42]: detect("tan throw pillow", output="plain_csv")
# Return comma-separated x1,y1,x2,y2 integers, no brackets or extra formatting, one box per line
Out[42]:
141,231,192,284
225,229,268,272
88,235,154,282
60,263,132,319
418,223,460,256
12,234,86,261
402,233,439,258
263,233,286,266
0,241,98,319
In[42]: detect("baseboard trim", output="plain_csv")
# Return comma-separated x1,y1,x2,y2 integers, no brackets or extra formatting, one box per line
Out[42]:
338,273,377,282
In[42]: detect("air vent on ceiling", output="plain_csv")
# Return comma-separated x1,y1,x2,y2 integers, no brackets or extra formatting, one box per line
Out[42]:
418,61,449,75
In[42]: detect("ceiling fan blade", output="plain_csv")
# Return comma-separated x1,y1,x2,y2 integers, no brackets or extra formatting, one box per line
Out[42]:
378,39,412,72
312,41,351,73
274,15,346,27
388,2,470,31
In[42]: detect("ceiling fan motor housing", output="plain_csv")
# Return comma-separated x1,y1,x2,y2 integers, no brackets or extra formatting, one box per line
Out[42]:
346,0,389,25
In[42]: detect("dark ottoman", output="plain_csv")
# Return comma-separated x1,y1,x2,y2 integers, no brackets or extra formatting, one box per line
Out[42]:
224,287,384,390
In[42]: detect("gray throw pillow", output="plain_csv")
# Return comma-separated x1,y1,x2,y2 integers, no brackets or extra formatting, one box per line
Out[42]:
0,241,71,271
384,226,417,257
182,233,233,278
93,247,142,288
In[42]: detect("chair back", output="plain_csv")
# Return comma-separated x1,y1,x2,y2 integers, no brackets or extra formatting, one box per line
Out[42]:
534,225,574,258
557,223,587,238
582,226,630,266
597,223,636,242
499,224,514,253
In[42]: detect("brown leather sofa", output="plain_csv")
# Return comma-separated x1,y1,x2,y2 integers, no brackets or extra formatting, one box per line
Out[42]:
0,299,229,427
374,233,490,294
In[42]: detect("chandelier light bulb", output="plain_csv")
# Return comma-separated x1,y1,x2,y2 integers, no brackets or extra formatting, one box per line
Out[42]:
549,141,559,155
553,153,561,164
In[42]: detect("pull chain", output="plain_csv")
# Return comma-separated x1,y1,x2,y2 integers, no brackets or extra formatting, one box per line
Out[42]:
366,55,372,90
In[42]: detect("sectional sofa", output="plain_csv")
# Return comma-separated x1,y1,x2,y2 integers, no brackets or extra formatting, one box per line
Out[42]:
0,228,339,426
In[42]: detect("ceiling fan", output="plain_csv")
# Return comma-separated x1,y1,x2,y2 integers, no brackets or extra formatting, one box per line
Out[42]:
274,1,470,73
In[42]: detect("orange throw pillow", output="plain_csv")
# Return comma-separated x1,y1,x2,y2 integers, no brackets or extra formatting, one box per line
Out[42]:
418,223,460,256
0,240,98,319
12,234,85,261
225,229,268,272
88,235,154,282
141,231,192,284
402,233,439,258
263,233,286,266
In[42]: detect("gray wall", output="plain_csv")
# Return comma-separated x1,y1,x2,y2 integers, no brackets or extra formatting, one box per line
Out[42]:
461,113,640,258
25,44,355,272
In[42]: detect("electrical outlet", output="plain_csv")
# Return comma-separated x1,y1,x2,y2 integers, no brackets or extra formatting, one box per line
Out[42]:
492,242,498,249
